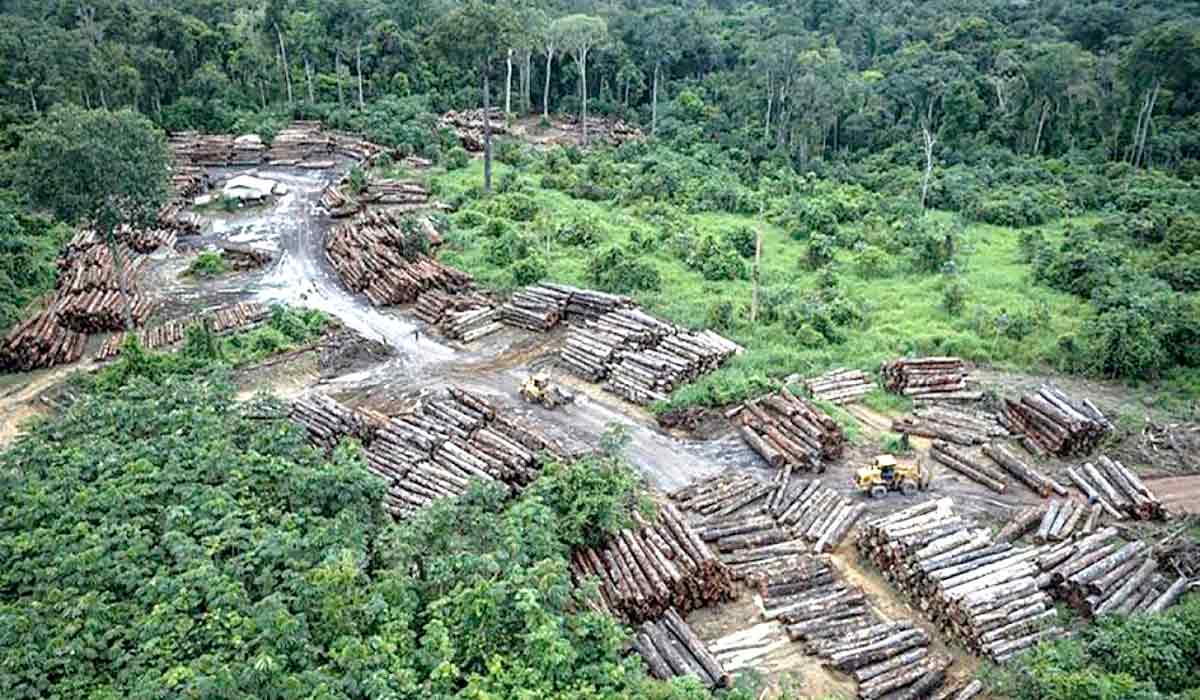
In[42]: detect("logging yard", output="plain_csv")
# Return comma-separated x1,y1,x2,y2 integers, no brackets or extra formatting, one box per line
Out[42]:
2,117,1199,700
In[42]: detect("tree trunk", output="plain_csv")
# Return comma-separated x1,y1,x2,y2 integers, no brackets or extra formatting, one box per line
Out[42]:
335,49,344,105
1135,82,1160,168
524,50,533,112
274,22,293,108
356,42,365,109
29,84,38,114
580,49,589,146
543,46,554,120
764,71,773,143
483,70,493,194
304,56,314,103
652,61,661,135
1033,99,1050,155
505,49,513,115
751,227,762,322
920,123,936,210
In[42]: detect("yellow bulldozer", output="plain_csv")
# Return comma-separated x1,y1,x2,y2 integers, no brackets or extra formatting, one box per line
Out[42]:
519,372,574,409
854,455,931,499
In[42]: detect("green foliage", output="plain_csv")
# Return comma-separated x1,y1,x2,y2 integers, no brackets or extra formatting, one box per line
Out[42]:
446,147,470,171
0,194,68,334
942,277,968,316
587,245,662,294
185,251,228,278
990,596,1200,700
511,255,547,286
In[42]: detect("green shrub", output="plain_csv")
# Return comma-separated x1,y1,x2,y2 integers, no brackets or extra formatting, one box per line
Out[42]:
587,245,662,294
186,251,228,278
805,234,838,270
511,255,547,286
446,146,470,170
725,226,757,258
941,278,968,316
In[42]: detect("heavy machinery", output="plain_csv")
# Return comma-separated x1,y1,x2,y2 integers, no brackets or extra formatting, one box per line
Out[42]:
854,454,931,498
519,372,574,409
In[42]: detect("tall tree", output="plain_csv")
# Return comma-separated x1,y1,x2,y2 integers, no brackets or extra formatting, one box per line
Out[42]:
12,106,170,328
435,0,521,194
551,15,607,145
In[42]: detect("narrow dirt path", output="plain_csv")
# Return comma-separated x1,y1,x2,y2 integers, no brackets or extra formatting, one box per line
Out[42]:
1145,475,1200,514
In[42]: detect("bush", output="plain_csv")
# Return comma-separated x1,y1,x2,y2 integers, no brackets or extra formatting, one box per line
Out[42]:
725,226,757,258
186,251,228,278
805,234,838,270
941,278,968,316
446,146,470,170
511,255,547,286
587,245,662,294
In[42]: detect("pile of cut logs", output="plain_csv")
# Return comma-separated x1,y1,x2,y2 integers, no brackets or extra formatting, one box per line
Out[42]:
320,178,432,218
217,243,273,270
805,368,874,405
1067,455,1165,521
730,388,845,471
96,302,270,361
758,554,962,700
1049,532,1189,618
561,307,741,404
289,393,381,453
364,387,569,518
414,291,502,343
999,384,1112,457
635,609,729,689
893,406,1009,446
556,115,646,146
57,290,157,333
856,498,1069,662
571,502,734,623
170,122,386,170
325,211,473,306
499,284,571,331
320,182,360,218
882,357,974,400
439,108,508,151
982,443,1068,498
0,308,87,372
931,441,1009,494
671,471,865,576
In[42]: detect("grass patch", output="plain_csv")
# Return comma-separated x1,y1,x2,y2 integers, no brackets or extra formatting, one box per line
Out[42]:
185,251,229,278
862,389,912,416
880,431,915,455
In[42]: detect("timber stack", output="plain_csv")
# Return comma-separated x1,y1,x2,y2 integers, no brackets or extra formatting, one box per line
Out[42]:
170,122,386,170
930,441,1009,494
730,387,845,471
0,308,87,372
758,554,955,700
805,368,873,405
321,178,433,218
414,291,503,343
882,357,971,399
55,242,157,333
570,502,734,623
856,498,1069,662
982,443,1068,498
893,407,1008,446
1048,532,1188,618
499,284,572,331
999,384,1112,456
326,211,473,306
96,302,271,361
558,115,646,146
289,393,380,453
218,243,273,270
1067,455,1165,521
320,182,360,218
439,108,507,151
363,387,572,519
670,471,865,576
634,609,729,689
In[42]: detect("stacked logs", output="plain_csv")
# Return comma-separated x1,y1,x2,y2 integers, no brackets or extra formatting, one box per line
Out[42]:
325,211,473,306
370,387,573,518
893,407,1009,446
856,498,1068,662
170,123,386,170
96,302,270,360
1067,455,1165,521
0,308,87,372
882,357,969,398
635,609,730,689
805,368,873,405
499,284,572,331
289,393,380,453
982,443,1068,498
731,387,845,471
57,290,157,333
415,291,502,343
930,442,1008,494
320,183,360,218
439,108,508,151
571,502,735,623
999,384,1112,456
54,240,157,333
671,471,865,577
320,179,432,218
758,555,955,700
1048,533,1187,618
219,243,273,270
557,115,646,146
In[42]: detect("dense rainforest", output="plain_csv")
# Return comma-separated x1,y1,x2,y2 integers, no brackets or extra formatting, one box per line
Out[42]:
2,1,1200,698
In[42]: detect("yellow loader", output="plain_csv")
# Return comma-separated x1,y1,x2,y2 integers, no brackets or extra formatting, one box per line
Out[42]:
854,455,931,499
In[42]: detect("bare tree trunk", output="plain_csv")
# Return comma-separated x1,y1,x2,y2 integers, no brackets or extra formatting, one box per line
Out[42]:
258,80,266,109
1134,83,1160,168
505,49,513,115
304,56,314,103
1033,99,1050,155
921,122,936,210
542,46,554,120
525,50,533,112
335,48,344,105
651,60,660,135
356,42,365,109
483,70,493,194
764,72,773,143
274,22,293,108
580,50,589,145
751,227,762,323
29,85,38,114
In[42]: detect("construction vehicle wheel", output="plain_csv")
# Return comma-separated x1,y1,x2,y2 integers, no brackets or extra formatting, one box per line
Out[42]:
900,481,916,496
870,485,888,499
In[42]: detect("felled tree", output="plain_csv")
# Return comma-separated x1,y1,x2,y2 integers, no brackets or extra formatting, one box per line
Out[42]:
12,105,170,329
